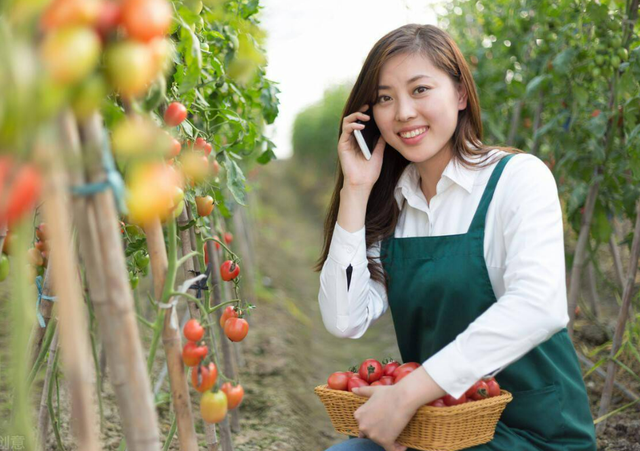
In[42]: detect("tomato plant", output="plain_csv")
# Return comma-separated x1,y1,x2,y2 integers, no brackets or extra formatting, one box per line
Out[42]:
224,317,248,342
200,391,227,424
221,382,244,409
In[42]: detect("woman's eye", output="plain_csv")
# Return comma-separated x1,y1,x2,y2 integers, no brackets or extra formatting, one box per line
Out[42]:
376,87,430,104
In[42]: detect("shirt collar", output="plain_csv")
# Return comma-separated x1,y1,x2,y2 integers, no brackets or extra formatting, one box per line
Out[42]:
394,147,498,209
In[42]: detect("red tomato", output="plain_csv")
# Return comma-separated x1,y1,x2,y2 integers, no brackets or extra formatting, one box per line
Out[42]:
40,0,101,31
224,317,248,342
327,372,349,391
370,381,382,386
2,164,43,226
121,0,172,42
191,363,217,393
358,359,383,383
223,232,233,244
483,377,501,397
36,223,47,242
378,376,394,386
347,377,369,392
95,1,122,40
200,391,227,423
203,142,213,156
219,306,238,329
344,371,358,379
470,381,489,401
220,260,240,281
164,102,187,127
212,236,221,250
392,362,420,384
382,360,400,377
183,319,204,342
221,382,244,410
465,381,481,398
211,159,220,176
182,341,208,367
194,137,207,150
428,398,446,407
442,393,467,406
169,138,181,157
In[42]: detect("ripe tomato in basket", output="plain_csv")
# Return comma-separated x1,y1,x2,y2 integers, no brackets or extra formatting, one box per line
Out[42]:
392,362,421,383
484,376,501,397
382,360,399,377
443,393,467,406
428,398,446,407
348,377,369,392
328,372,349,391
358,359,383,383
378,376,394,385
469,380,490,400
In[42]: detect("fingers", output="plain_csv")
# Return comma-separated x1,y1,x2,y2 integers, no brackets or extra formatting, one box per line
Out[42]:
393,443,407,451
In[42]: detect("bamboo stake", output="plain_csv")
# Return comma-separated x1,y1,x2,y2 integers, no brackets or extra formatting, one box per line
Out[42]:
144,217,199,451
68,111,161,451
596,198,640,432
609,217,626,289
586,261,601,319
38,128,102,451
38,326,60,451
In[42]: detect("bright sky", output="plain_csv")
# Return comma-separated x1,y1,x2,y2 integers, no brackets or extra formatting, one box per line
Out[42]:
258,0,439,159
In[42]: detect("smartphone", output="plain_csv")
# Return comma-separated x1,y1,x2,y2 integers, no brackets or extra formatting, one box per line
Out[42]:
354,118,380,161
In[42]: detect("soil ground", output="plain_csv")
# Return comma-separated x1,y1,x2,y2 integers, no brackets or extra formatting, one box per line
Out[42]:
0,157,638,450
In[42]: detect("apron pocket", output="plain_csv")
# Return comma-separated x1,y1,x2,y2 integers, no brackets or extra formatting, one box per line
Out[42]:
500,383,565,441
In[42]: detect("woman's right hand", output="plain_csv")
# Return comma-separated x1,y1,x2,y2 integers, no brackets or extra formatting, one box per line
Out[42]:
338,104,387,191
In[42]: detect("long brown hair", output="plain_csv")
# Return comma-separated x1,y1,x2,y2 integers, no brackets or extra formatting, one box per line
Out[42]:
314,24,524,288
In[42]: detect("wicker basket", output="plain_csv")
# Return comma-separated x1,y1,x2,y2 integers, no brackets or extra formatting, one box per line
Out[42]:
315,384,513,451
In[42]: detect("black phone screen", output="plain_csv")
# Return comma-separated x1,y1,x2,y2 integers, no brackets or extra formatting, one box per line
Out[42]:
355,117,381,154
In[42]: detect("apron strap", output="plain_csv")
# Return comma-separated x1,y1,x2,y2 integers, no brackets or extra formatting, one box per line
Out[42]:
467,153,517,234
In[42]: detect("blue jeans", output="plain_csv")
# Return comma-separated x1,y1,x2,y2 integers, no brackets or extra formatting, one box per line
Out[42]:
325,437,385,451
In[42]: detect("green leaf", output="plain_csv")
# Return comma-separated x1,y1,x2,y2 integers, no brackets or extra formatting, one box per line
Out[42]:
552,49,578,74
582,355,607,380
256,148,276,165
223,153,247,206
525,75,549,97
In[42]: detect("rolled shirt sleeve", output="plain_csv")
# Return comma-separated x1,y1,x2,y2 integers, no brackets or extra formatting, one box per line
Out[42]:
318,222,388,339
423,155,570,399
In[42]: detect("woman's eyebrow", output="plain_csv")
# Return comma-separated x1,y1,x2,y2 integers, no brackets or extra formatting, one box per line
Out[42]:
378,74,433,90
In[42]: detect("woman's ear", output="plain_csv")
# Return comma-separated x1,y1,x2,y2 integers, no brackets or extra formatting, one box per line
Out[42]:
457,83,468,111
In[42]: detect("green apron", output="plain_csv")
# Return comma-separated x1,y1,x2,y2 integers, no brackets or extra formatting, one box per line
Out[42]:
380,154,596,450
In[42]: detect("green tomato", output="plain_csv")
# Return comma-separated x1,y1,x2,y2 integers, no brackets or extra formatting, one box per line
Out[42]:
595,55,605,66
129,272,139,290
611,56,621,69
0,254,9,282
185,0,203,14
611,36,622,48
591,67,601,78
134,251,150,270
617,48,628,61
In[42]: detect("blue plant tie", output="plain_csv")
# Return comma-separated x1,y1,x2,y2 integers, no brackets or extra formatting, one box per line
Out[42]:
70,127,128,216
36,275,57,328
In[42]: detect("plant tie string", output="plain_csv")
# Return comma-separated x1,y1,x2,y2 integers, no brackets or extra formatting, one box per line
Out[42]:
70,126,128,215
35,275,57,328
188,265,211,299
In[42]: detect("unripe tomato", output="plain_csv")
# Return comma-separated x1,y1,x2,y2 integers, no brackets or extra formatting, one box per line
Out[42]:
183,319,205,342
105,41,155,98
40,26,101,85
219,305,238,329
0,254,9,282
358,359,383,383
125,163,183,225
200,391,227,423
191,363,217,393
327,372,349,391
121,0,172,43
112,115,172,158
220,260,240,281
164,102,187,127
182,341,208,367
71,74,107,119
195,196,214,217
224,317,248,342
133,251,149,269
129,272,139,289
221,382,244,409
223,232,233,245
185,0,203,14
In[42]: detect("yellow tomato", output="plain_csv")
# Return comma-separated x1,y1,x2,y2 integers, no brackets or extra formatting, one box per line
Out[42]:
200,391,227,424
40,26,101,85
126,163,183,225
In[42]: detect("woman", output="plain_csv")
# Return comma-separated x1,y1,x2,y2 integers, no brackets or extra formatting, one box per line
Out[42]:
316,24,596,451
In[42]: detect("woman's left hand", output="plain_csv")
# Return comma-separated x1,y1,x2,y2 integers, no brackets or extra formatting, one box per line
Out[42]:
352,384,413,451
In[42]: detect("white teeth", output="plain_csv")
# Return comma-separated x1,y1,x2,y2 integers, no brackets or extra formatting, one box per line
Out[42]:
400,127,427,138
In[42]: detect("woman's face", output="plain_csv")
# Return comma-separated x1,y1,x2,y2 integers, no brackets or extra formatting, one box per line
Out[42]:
372,52,467,164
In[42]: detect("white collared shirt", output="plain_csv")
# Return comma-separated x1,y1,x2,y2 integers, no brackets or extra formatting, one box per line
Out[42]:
318,148,570,399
